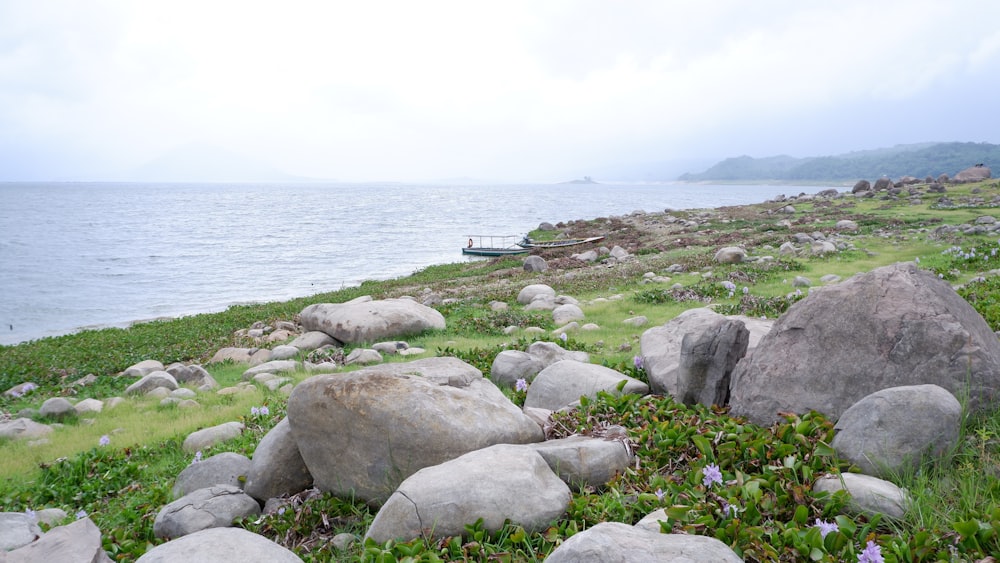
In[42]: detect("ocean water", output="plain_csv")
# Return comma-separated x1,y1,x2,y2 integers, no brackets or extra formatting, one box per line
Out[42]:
0,182,834,345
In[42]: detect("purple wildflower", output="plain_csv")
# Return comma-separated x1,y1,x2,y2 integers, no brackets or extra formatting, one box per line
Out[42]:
857,540,883,563
24,508,36,522
99,435,110,447
250,406,260,416
515,378,528,392
814,518,838,538
721,280,736,292
633,355,643,370
559,332,568,342
702,463,723,488
654,488,665,501
260,405,270,416
721,500,738,518
192,450,202,464
75,510,87,520
742,286,749,294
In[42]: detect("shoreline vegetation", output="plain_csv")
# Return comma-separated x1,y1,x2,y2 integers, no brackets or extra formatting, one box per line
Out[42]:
3,178,1000,560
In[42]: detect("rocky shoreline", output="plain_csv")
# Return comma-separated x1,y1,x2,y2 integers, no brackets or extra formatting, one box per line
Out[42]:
4,173,1000,561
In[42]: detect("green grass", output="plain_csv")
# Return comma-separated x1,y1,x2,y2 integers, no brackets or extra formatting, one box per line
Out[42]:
3,180,1000,561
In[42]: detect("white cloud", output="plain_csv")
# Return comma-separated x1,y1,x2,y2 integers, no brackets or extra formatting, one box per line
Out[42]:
2,0,1000,180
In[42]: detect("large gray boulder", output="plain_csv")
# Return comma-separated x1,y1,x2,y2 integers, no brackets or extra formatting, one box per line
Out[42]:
153,485,261,539
136,527,302,562
365,444,570,543
299,298,445,344
832,384,961,478
244,418,314,503
287,362,544,504
730,262,1000,426
676,318,749,408
544,522,743,563
640,308,772,397
172,452,251,498
524,360,648,411
4,517,111,563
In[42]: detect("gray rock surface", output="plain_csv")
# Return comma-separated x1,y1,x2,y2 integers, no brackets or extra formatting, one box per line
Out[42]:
38,397,76,420
713,246,746,264
153,485,261,539
490,350,545,388
524,360,648,411
832,384,961,478
552,303,585,325
365,444,570,543
523,255,548,272
517,284,555,305
4,517,111,563
544,521,744,562
136,527,302,562
0,512,42,551
287,363,543,504
125,371,179,395
528,435,632,491
730,262,1000,425
640,307,771,397
172,452,251,498
288,331,338,351
181,422,245,453
244,418,314,503
0,418,53,441
122,359,164,377
166,364,218,389
813,472,909,519
525,341,589,369
676,318,748,408
299,298,445,344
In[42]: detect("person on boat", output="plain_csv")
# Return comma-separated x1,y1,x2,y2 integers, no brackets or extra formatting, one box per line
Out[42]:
468,238,474,248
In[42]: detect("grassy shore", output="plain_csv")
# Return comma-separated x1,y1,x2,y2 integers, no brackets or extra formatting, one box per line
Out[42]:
3,180,1000,561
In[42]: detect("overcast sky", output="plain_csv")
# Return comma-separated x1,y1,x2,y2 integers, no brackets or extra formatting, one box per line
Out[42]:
2,0,1000,182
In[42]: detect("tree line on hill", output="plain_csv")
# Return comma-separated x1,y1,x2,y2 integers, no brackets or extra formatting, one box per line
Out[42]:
678,142,1000,182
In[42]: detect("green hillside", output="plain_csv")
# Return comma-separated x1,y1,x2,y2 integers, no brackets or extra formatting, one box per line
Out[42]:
679,141,1000,182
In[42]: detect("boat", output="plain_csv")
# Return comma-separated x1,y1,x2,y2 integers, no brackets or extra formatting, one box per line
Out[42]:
517,235,605,249
462,235,530,257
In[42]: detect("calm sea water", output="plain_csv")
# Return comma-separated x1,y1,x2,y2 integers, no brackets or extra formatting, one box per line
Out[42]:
0,182,835,345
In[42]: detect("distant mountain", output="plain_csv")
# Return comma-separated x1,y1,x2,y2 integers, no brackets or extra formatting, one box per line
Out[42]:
129,144,307,182
678,142,1000,183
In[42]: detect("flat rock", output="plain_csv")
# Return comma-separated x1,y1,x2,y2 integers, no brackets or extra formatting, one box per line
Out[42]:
182,422,245,454
524,360,648,411
4,517,111,563
545,521,743,562
153,485,261,539
137,527,302,562
365,444,570,543
299,298,445,344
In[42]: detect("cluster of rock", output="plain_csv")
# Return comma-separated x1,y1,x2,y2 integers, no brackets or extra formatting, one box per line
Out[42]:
849,165,992,198
8,221,1000,559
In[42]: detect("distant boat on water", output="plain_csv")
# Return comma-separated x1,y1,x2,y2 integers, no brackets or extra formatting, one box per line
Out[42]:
517,235,605,249
462,235,530,257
